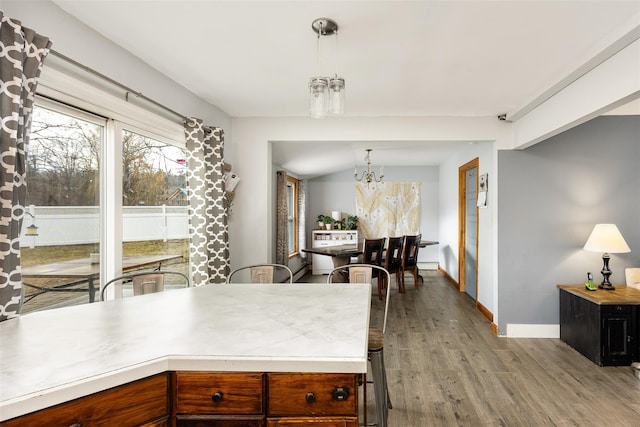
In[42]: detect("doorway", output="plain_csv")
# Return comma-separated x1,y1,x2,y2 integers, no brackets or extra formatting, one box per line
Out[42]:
458,158,479,302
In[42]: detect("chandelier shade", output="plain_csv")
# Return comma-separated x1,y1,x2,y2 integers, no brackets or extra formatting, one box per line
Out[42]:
309,18,345,118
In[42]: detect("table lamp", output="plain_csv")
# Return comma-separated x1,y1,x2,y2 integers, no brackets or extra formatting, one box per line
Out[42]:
583,224,630,290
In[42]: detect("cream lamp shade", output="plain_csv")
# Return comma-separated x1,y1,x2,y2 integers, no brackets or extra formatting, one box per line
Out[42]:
583,224,630,290
583,224,630,254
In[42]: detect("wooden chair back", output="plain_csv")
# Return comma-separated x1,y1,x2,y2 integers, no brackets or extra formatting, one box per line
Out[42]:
101,271,190,301
401,234,421,269
227,264,293,284
132,273,164,295
362,237,386,267
384,237,403,272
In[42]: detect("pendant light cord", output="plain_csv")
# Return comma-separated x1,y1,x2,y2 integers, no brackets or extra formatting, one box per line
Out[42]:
316,22,322,76
335,29,340,78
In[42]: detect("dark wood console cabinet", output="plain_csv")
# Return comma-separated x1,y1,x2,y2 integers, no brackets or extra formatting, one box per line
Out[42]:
558,285,640,366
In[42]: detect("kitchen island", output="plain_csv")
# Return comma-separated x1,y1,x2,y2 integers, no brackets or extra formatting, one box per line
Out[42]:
0,283,371,425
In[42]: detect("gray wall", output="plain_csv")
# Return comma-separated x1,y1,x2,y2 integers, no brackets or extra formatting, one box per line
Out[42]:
307,166,440,264
497,116,640,332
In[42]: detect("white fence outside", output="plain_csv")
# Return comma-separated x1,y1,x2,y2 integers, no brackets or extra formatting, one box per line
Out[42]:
21,206,189,247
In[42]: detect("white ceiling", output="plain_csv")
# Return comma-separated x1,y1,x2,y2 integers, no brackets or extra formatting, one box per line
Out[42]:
52,0,640,177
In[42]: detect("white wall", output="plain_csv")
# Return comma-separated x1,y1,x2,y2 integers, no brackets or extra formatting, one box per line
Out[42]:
229,117,509,296
307,166,440,264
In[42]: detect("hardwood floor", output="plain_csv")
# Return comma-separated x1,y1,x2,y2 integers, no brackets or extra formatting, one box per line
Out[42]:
301,269,640,426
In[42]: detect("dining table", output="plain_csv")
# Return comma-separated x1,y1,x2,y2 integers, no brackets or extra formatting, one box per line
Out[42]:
302,240,439,269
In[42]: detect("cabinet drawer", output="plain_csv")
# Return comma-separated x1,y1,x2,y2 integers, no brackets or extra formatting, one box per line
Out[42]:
267,373,357,417
176,416,264,426
602,305,633,316
1,373,168,427
267,417,357,426
176,372,264,415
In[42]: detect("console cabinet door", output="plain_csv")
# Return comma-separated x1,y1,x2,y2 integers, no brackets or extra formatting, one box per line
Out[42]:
602,305,636,366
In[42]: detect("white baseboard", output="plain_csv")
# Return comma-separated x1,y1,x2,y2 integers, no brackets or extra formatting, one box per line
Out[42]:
417,262,438,271
506,324,559,338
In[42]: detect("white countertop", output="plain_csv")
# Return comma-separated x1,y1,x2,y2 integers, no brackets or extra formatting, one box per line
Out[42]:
0,282,371,421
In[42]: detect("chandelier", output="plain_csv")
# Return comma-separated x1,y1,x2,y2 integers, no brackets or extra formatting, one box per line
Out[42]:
309,18,345,119
354,149,384,184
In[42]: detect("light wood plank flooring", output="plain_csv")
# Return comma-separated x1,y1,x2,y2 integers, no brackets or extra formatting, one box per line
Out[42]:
301,269,640,426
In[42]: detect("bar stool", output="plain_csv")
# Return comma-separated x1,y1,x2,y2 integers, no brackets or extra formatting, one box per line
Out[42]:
328,263,392,427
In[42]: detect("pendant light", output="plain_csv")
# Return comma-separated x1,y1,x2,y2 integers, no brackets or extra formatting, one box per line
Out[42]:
309,18,345,118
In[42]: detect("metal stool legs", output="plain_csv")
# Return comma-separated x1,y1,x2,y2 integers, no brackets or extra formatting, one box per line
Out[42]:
369,349,391,427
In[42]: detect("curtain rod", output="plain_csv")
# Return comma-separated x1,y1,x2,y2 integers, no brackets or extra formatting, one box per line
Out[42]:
49,49,188,122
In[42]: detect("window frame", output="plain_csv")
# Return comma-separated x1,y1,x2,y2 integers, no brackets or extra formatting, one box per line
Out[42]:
286,175,299,257
33,92,188,294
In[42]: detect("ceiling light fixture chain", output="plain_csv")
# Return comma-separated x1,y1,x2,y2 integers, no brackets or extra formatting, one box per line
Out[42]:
354,149,384,185
309,17,345,119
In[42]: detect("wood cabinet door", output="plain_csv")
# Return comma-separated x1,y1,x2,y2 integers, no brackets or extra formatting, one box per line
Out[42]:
0,373,169,427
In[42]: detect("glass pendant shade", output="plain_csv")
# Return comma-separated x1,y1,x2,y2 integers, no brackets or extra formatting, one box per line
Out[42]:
329,77,345,114
309,77,329,118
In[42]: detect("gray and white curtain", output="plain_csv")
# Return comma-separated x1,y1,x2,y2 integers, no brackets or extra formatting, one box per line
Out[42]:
184,118,228,285
0,13,52,321
275,171,288,265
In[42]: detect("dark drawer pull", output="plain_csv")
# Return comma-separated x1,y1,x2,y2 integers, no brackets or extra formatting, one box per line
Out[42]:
333,387,350,401
69,424,82,427
305,392,316,403
211,391,224,403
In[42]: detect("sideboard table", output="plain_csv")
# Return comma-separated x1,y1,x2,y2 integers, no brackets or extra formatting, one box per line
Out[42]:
558,284,640,366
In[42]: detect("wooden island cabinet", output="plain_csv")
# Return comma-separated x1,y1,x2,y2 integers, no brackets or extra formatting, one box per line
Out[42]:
0,374,170,427
0,284,370,426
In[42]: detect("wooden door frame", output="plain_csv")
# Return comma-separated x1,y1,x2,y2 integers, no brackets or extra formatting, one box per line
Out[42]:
458,158,479,303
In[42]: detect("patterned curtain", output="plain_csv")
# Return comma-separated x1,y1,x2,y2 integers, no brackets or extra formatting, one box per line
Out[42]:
0,14,52,321
275,171,288,265
355,182,421,238
184,118,228,285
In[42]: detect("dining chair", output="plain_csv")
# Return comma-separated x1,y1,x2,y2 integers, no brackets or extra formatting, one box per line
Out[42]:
362,237,386,300
327,263,393,427
100,270,190,301
226,263,293,284
401,234,422,291
384,236,404,294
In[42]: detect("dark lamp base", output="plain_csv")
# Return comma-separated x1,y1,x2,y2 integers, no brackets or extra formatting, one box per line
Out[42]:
599,253,615,290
